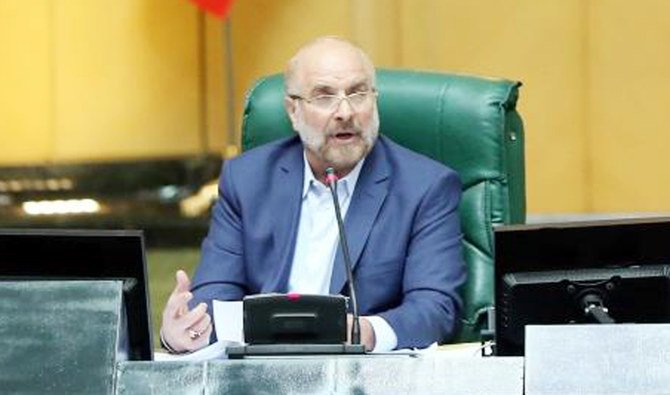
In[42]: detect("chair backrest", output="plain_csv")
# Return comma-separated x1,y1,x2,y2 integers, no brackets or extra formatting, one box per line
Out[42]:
241,69,526,342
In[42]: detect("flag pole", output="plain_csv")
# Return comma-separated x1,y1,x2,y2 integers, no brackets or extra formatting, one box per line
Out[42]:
197,10,209,155
188,0,237,157
223,17,237,157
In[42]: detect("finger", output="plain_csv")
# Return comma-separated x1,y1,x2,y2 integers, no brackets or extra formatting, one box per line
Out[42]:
174,270,191,295
165,290,192,319
180,302,209,329
360,317,376,352
165,270,192,316
198,322,213,341
189,324,213,348
175,292,193,318
188,312,212,335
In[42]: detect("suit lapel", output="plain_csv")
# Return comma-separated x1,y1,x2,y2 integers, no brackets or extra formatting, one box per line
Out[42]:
261,138,304,293
329,138,390,294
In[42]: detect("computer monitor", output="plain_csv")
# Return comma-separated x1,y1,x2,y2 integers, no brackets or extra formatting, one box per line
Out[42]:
0,228,152,360
494,217,670,356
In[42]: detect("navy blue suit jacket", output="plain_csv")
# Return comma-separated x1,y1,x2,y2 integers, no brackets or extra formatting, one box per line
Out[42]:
191,135,466,348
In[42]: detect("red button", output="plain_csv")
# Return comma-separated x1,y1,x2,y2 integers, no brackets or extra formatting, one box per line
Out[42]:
286,292,301,301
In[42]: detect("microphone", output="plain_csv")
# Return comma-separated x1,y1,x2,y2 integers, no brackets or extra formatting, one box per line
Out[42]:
324,167,361,346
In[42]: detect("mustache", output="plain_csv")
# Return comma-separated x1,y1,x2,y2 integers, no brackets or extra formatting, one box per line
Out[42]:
326,125,364,136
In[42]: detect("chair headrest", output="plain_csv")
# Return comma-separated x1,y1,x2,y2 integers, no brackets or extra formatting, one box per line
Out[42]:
242,69,522,188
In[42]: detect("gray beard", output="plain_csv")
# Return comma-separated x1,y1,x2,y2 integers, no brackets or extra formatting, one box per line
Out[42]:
296,112,379,170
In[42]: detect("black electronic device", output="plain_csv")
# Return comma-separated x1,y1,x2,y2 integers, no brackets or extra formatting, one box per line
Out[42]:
0,228,152,360
494,217,670,356
226,293,365,358
243,293,347,344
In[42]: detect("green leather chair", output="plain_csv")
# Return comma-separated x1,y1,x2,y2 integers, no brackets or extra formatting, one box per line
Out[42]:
241,69,526,343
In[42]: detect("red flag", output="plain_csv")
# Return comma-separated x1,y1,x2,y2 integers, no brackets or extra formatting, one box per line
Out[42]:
189,0,236,19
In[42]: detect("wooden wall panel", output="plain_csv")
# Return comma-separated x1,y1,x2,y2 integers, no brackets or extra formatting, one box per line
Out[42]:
0,0,51,165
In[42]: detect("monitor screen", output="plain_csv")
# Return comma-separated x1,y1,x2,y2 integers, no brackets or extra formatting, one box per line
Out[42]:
494,217,670,356
0,228,152,360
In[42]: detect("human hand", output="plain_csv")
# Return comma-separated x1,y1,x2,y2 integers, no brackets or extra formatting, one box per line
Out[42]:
160,270,212,353
346,314,376,352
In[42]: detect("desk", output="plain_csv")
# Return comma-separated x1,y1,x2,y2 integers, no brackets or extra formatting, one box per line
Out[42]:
115,354,524,394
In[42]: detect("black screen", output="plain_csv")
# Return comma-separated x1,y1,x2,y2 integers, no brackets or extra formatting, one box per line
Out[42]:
0,228,152,360
494,217,670,356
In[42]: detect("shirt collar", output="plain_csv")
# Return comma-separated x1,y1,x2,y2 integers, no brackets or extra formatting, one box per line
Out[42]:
301,151,365,199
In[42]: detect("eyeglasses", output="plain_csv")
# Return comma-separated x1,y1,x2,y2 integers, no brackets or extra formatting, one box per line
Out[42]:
289,89,377,112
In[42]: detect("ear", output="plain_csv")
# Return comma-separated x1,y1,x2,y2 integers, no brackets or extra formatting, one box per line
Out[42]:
284,96,300,130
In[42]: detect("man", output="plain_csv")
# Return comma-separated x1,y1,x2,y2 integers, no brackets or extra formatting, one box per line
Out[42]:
161,37,466,353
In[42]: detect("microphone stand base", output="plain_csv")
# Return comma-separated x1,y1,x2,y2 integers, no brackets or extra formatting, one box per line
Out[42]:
227,343,366,359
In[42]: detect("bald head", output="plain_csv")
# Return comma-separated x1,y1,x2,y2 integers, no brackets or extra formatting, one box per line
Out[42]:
284,37,376,95
282,36,380,178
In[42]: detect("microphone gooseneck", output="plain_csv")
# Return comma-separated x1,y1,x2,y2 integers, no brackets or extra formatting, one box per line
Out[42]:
325,167,361,346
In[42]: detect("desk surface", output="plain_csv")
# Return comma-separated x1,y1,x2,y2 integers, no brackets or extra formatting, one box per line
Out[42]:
116,354,524,395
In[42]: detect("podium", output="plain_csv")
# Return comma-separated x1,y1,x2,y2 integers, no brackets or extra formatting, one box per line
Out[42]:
525,324,670,394
116,357,525,394
0,280,124,394
6,281,670,394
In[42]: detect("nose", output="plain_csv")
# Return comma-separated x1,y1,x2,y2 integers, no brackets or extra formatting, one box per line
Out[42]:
332,97,354,122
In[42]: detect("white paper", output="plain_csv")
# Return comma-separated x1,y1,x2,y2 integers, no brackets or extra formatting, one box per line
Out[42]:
213,299,245,343
371,342,439,356
434,342,487,358
154,340,229,362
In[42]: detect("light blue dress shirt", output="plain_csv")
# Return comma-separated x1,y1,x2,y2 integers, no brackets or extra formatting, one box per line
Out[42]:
287,152,398,352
